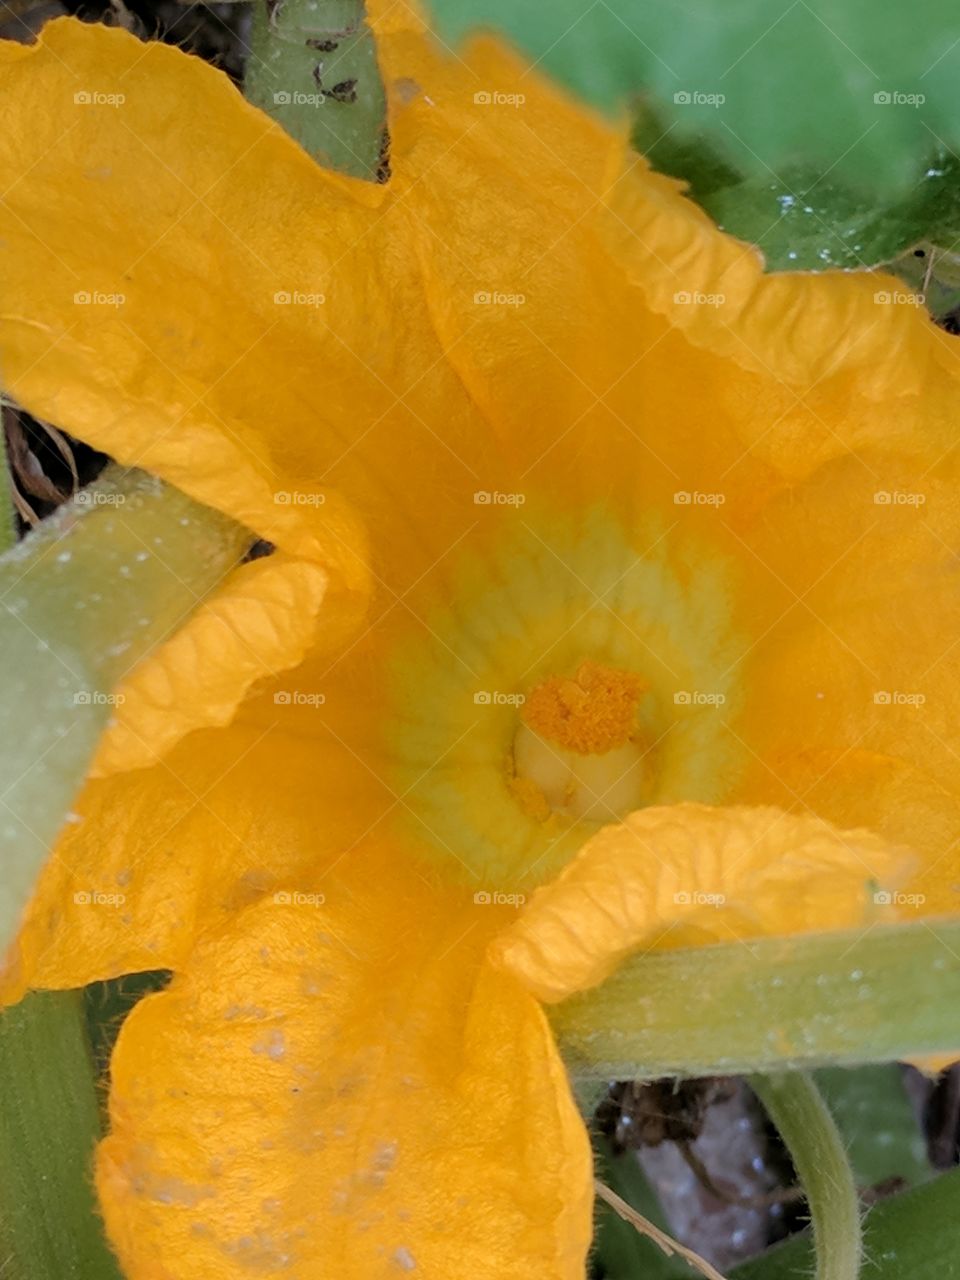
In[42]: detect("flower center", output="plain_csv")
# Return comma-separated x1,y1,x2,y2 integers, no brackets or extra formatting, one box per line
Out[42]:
511,660,652,822
383,506,745,886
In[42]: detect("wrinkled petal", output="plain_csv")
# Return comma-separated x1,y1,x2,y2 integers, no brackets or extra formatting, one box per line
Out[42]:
603,153,960,395
369,4,960,482
0,21,371,587
492,803,912,1003
92,553,336,777
1,715,388,1000
97,847,592,1280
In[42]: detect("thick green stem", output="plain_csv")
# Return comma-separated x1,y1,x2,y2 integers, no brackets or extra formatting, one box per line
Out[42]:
0,990,122,1280
554,918,960,1078
244,0,387,179
0,465,250,947
750,1073,861,1280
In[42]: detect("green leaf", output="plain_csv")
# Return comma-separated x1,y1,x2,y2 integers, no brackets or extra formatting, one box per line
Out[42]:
592,1137,691,1280
426,0,960,197
0,991,122,1280
633,100,960,271
731,1167,960,1280
814,1065,931,1191
0,466,250,950
553,919,960,1080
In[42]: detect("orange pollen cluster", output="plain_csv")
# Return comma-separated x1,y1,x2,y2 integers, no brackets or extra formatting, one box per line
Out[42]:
521,660,646,756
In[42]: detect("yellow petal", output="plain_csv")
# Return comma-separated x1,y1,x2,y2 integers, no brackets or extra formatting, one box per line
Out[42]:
96,848,592,1279
91,552,335,777
1,715,388,1001
492,804,911,1003
734,448,960,917
0,18,371,587
369,10,960,481
603,152,960,392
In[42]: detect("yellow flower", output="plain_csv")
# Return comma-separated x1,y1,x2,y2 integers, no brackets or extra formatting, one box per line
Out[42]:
0,2,958,1276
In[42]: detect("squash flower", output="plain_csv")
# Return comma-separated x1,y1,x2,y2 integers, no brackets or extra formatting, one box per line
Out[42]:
1,3,959,1276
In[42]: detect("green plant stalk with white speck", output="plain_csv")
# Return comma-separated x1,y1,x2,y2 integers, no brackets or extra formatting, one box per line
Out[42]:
557,918,960,1079
244,0,387,179
0,465,250,949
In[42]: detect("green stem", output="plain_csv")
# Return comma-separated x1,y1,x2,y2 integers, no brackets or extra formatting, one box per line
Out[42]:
0,405,18,553
553,918,960,1078
0,464,250,948
0,990,122,1280
244,0,387,180
749,1073,861,1280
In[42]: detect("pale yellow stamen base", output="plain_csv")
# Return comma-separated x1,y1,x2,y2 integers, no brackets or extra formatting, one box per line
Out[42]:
512,660,650,823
